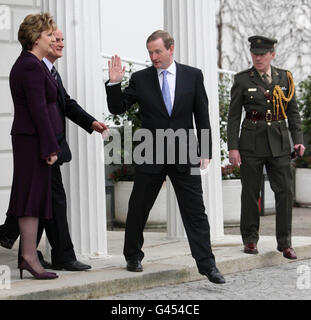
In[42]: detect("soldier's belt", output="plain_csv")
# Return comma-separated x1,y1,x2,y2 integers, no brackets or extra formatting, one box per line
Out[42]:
246,110,286,123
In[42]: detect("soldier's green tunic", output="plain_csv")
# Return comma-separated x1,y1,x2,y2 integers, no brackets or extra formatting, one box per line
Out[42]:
227,66,303,248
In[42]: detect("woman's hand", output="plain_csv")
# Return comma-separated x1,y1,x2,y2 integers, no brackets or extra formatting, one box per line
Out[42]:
47,154,58,165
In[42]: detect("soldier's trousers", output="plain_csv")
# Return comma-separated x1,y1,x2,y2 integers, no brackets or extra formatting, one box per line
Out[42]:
240,155,293,249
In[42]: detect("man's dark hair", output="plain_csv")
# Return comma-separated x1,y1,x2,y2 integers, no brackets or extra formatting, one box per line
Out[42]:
146,30,174,50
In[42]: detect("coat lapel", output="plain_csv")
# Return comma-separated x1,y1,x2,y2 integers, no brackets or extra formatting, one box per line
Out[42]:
41,61,59,91
171,62,184,117
250,65,280,90
42,61,65,113
249,66,266,87
56,73,66,110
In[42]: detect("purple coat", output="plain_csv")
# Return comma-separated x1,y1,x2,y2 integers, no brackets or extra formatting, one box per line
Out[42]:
10,50,63,159
7,50,63,219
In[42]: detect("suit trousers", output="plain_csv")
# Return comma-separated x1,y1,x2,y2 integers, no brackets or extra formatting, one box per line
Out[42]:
2,215,19,243
240,155,293,248
124,165,216,273
37,164,76,265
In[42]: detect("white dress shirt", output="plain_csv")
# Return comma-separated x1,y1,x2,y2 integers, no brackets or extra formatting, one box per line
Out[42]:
42,57,53,71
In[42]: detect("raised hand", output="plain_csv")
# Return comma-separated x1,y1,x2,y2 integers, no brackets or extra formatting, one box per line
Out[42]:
108,55,126,83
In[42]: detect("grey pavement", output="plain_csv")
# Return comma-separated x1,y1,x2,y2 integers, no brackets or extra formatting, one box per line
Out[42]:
0,207,311,300
99,259,311,300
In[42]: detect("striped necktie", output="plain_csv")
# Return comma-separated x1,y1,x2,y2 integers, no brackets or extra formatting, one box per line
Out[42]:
51,66,58,81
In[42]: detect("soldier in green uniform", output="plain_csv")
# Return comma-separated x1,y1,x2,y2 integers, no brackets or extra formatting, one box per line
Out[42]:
227,35,305,259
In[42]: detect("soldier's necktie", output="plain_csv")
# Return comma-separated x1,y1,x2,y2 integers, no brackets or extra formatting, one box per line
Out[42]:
262,73,271,85
51,66,58,81
161,70,172,116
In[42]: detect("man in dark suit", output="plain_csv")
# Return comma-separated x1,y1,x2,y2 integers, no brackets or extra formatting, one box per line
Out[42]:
0,29,108,271
227,35,305,259
105,30,225,284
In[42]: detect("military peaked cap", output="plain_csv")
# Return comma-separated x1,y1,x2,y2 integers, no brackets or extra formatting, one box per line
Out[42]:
248,35,278,54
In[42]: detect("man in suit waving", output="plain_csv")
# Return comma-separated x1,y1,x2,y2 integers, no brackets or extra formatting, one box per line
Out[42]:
105,30,225,284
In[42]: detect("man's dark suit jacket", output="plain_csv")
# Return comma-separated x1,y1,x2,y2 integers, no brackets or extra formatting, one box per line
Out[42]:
49,65,97,164
105,62,212,173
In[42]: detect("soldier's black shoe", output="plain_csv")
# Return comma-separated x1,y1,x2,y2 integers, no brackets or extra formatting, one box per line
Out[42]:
126,260,143,272
200,267,226,284
0,225,15,249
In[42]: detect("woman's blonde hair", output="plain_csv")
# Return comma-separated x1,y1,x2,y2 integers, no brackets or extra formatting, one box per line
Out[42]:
18,12,56,50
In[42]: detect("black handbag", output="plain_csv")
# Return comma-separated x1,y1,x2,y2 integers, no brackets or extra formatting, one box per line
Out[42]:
56,133,72,165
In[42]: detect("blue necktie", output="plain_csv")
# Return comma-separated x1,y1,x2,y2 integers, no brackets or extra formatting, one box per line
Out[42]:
161,70,172,116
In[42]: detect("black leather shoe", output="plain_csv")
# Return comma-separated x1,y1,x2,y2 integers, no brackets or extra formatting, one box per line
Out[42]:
40,258,53,269
52,260,92,271
126,260,143,272
0,226,15,249
37,251,53,269
201,267,226,284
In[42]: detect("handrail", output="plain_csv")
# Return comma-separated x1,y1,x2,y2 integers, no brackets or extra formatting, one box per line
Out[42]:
101,53,151,68
218,68,236,75
102,53,236,76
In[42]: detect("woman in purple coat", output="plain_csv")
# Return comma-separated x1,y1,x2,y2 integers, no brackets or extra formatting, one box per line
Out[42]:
7,13,63,280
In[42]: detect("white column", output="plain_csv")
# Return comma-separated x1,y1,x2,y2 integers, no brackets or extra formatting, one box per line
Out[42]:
41,0,108,258
164,0,224,241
